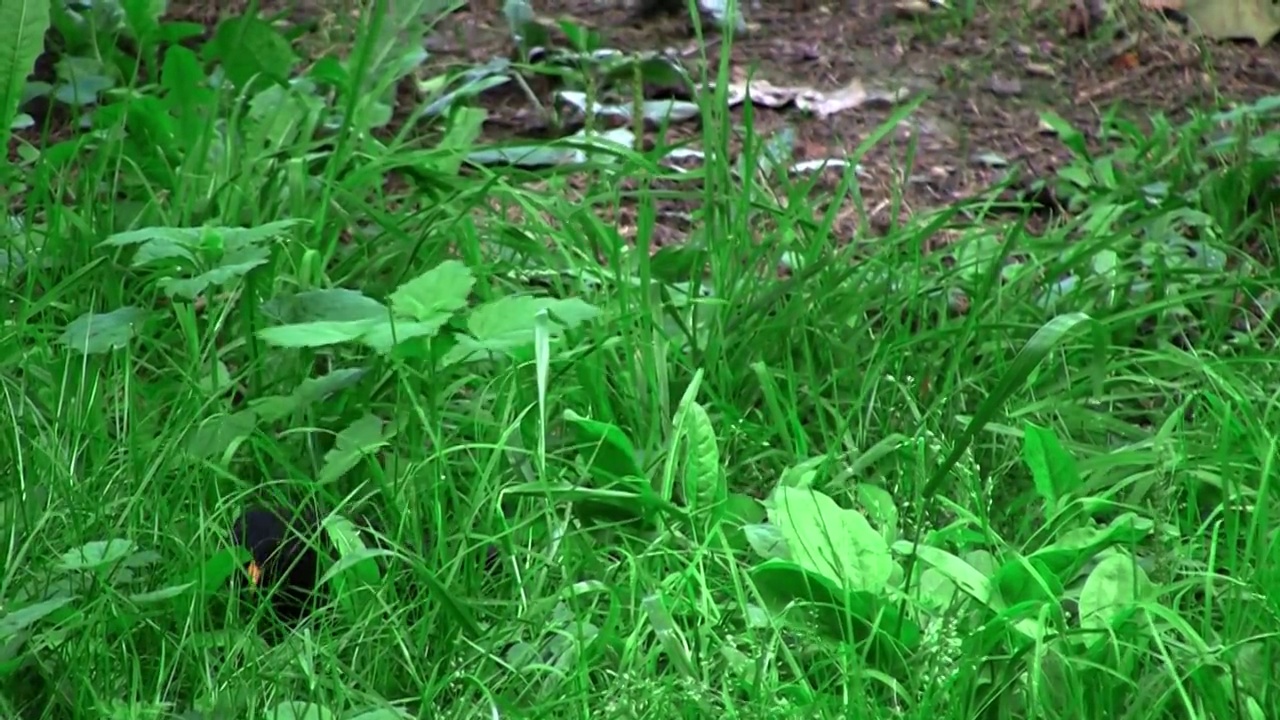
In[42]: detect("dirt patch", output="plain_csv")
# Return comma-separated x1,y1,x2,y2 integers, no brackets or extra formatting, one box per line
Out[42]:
431,0,1280,245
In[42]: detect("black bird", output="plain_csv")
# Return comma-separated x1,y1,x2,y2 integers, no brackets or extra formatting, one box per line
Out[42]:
231,504,506,633
231,506,328,626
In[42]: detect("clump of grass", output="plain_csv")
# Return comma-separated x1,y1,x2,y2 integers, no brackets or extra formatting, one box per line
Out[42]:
1,1,1278,719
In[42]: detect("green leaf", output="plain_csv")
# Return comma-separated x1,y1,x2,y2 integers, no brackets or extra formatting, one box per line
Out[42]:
57,539,137,571
920,313,1098,500
347,710,413,720
679,401,725,517
161,245,271,299
749,558,921,665
318,414,392,484
0,0,50,152
992,555,1064,606
160,46,213,147
894,541,993,607
58,307,150,354
0,597,75,641
778,456,826,489
267,702,336,720
468,295,551,341
294,368,368,406
767,487,892,592
563,409,644,483
208,16,297,92
1022,422,1081,509
262,289,388,324
258,319,381,348
51,56,114,106
218,219,305,252
359,318,453,354
101,226,203,249
742,523,789,560
319,515,389,623
185,409,258,460
853,484,898,544
389,260,474,323
1078,552,1151,632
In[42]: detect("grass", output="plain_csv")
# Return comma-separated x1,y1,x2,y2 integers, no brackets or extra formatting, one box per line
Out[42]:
2,1,1280,719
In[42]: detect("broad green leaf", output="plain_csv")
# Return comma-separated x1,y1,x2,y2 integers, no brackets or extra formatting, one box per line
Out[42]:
992,555,1064,606
267,702,335,720
185,409,258,460
258,319,380,348
893,541,993,606
58,307,150,354
348,710,413,720
132,238,195,266
545,296,603,327
294,368,368,405
1022,422,1081,509
100,226,203,248
767,487,892,592
262,289,387,324
777,456,826,489
679,401,724,517
0,597,75,640
319,515,389,623
742,523,789,560
1078,552,1151,631
563,410,644,483
389,260,474,323
160,45,213,146
128,583,196,604
853,484,898,544
208,16,297,92
217,219,305,252
0,0,50,151
468,295,552,341
749,558,921,664
1027,513,1155,582
359,318,454,354
57,539,136,571
318,414,392,484
162,246,271,299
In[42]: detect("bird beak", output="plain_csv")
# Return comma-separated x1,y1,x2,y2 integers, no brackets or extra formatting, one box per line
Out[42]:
247,562,262,586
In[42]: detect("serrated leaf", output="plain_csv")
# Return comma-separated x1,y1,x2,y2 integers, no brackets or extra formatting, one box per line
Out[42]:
209,16,298,92
389,260,473,323
318,414,392,484
359,318,453,354
161,246,270,299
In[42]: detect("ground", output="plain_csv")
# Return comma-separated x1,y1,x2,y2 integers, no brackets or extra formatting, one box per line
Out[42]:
403,0,1280,242
7,2,1280,719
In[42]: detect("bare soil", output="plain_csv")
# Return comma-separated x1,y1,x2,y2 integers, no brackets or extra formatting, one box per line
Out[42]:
425,0,1280,243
